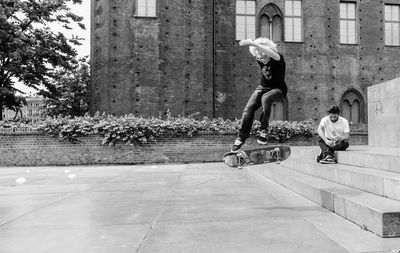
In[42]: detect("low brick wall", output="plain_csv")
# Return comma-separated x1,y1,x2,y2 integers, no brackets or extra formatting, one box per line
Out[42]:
0,132,368,166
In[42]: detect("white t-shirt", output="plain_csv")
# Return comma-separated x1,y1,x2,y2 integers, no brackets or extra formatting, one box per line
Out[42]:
319,116,350,140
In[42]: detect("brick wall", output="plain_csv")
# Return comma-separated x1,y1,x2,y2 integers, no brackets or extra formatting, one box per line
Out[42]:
216,0,400,122
91,0,214,118
91,0,400,125
0,132,367,167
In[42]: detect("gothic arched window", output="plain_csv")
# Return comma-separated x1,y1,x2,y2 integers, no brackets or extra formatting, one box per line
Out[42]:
340,89,365,124
259,4,283,42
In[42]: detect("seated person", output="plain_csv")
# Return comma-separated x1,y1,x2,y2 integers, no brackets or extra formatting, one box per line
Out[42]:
316,105,350,164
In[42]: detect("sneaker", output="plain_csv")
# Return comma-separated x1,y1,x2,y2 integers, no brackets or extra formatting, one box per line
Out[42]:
315,151,324,163
315,154,321,163
320,155,336,164
257,130,268,145
327,155,337,163
231,138,244,152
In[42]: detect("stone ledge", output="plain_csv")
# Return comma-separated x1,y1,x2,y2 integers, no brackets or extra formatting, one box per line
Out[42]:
0,132,367,167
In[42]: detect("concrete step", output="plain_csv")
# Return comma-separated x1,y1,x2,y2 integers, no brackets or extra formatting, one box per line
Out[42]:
289,145,400,173
336,146,400,173
290,146,321,160
246,164,400,238
283,157,400,201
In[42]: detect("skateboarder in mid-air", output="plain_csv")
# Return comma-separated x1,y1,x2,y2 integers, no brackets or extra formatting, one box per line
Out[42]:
316,105,350,164
231,37,287,152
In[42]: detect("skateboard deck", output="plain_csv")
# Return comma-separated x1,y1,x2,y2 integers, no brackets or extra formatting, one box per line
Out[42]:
222,145,291,168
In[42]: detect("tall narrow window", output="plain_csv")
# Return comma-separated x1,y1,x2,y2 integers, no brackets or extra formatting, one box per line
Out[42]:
269,100,285,121
284,0,302,42
342,100,351,122
351,100,360,124
340,2,357,44
260,15,270,38
136,0,156,17
385,5,400,46
236,1,256,40
272,16,283,41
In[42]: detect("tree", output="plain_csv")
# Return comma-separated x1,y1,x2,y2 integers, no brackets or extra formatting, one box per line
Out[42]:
0,0,85,120
10,95,27,119
43,57,90,117
0,88,27,119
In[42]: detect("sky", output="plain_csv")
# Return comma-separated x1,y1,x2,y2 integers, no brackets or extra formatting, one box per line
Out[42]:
62,1,91,57
15,1,91,94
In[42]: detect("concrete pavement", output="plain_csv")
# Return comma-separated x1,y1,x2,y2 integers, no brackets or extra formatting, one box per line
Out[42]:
1,162,400,253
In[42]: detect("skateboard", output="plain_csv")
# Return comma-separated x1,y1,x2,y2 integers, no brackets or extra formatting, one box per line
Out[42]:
222,145,291,169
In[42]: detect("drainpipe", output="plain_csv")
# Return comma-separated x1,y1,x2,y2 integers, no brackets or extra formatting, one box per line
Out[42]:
212,0,216,118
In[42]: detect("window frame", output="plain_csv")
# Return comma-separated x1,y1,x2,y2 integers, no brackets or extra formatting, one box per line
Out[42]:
384,4,400,46
339,1,358,45
236,0,256,41
135,0,157,18
284,0,303,43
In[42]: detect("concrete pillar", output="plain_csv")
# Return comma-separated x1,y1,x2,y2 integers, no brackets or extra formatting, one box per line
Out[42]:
368,77,400,148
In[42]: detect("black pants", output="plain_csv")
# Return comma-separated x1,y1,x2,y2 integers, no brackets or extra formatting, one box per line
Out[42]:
238,86,283,142
318,138,349,159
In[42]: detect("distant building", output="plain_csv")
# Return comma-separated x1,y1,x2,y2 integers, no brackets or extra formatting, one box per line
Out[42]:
91,0,400,126
2,96,45,123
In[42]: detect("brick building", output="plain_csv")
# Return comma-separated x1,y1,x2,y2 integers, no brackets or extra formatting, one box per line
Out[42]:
2,96,45,123
91,0,400,125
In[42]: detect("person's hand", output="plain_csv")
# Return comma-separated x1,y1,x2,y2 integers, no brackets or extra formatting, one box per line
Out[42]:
326,140,336,147
239,39,253,46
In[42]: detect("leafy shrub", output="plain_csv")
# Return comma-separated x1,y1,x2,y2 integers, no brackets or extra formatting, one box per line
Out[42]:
5,112,316,145
0,119,34,129
263,120,315,142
